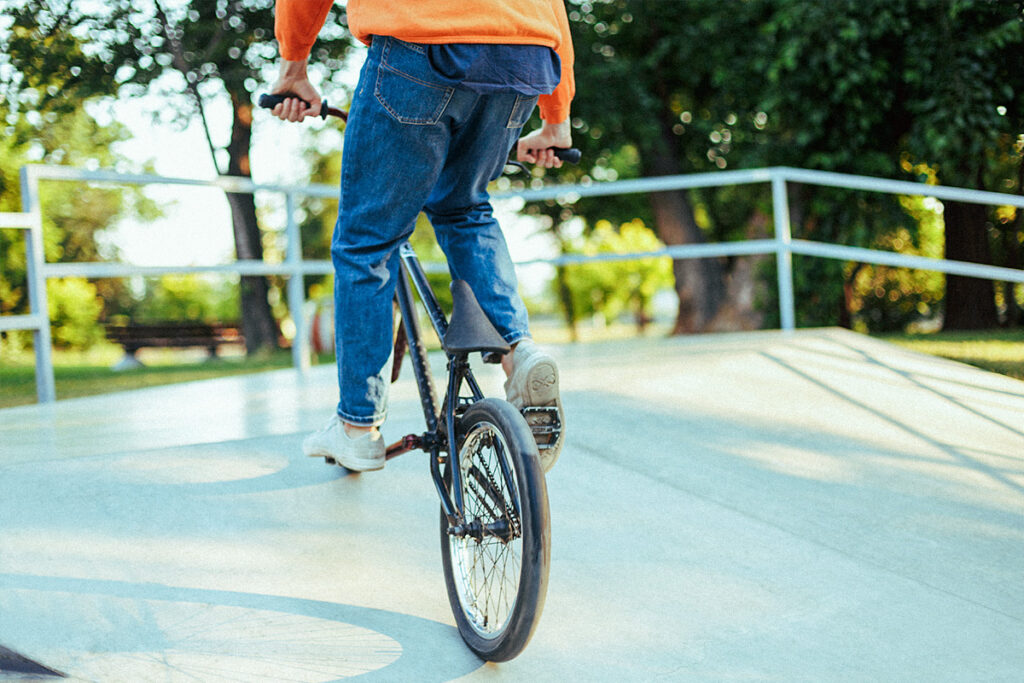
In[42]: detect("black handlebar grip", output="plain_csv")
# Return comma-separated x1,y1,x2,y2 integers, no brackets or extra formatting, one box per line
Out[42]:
552,147,582,164
258,93,328,119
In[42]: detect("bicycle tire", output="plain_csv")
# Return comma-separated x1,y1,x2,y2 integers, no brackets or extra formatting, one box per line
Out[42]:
440,398,550,661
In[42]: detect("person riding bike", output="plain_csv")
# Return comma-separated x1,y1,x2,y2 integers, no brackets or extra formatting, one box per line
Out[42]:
268,0,574,472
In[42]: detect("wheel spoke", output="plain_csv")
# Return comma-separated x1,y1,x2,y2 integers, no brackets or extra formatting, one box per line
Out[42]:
449,421,521,638
442,400,548,660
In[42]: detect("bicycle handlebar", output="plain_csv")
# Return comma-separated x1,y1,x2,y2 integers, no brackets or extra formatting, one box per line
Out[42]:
548,147,581,164
257,92,580,164
257,93,348,121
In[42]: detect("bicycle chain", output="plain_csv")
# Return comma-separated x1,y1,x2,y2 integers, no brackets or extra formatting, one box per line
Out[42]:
474,432,521,539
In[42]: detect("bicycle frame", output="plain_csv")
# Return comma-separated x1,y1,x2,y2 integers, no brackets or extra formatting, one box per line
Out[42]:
387,242,522,534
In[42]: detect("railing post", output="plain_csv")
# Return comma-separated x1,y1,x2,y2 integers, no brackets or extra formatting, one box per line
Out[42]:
772,171,796,331
284,190,310,375
20,166,56,402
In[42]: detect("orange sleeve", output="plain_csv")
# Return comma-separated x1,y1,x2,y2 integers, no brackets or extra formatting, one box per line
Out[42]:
538,0,575,123
275,0,335,61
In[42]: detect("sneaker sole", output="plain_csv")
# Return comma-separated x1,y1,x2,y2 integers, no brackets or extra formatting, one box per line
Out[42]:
335,455,385,472
518,356,559,407
303,444,385,472
516,355,564,473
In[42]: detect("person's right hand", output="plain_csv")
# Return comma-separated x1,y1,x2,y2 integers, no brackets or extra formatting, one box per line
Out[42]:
269,58,322,122
517,119,573,169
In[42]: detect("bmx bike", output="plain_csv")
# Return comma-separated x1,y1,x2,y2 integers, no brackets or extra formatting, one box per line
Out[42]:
260,93,577,661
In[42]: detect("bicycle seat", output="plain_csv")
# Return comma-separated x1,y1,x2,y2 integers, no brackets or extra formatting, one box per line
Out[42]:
442,280,511,356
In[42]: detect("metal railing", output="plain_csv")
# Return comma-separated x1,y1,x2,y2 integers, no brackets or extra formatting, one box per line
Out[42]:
3,164,1023,404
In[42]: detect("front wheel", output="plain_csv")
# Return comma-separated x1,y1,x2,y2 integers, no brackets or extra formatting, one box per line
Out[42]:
440,398,550,661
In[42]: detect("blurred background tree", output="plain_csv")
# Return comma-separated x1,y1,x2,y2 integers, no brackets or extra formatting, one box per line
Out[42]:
559,219,673,335
523,0,771,334
550,0,1022,333
134,274,241,324
3,0,355,352
759,0,1023,330
1,65,159,350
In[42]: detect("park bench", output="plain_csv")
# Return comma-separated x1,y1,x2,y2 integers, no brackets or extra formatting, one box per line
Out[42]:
105,322,244,369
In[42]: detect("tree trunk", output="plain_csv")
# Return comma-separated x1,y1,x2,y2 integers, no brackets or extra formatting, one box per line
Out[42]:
226,94,279,352
1001,164,1024,327
554,264,579,343
1003,223,1022,328
942,199,999,330
643,129,727,334
550,225,579,342
840,262,866,330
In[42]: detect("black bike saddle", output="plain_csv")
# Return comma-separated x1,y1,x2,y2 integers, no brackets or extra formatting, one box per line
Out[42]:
442,280,511,356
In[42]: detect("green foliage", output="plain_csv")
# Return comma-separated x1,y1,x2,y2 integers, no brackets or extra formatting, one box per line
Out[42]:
848,197,946,332
551,0,1023,333
46,277,104,348
0,348,304,408
134,275,241,324
559,219,673,327
3,0,356,352
5,0,1022,340
1,41,161,347
296,132,341,301
3,1,353,129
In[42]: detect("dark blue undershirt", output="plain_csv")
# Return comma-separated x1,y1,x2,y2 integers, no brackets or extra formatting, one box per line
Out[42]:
426,44,560,96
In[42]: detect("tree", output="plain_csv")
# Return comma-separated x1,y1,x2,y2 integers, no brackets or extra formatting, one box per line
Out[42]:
760,0,1023,330
539,0,772,334
555,0,1022,334
560,219,673,332
1,80,156,348
4,0,355,351
900,0,1023,329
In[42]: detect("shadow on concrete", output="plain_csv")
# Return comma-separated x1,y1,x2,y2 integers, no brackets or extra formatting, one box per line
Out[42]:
0,574,482,682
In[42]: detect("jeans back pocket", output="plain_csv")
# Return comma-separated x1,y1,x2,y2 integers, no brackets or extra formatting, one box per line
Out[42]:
375,38,454,125
506,94,539,129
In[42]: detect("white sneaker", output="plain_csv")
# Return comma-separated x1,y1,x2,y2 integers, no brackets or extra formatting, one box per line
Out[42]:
504,340,564,473
302,415,386,472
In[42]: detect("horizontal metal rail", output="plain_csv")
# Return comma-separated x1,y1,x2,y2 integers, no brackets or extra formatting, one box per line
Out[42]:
494,167,776,203
0,212,37,229
778,167,1024,209
0,313,47,333
7,163,1023,405
789,240,1024,284
41,260,335,279
21,164,340,199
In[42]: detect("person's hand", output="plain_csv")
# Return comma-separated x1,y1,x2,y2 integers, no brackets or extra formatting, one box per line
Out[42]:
517,119,572,169
269,58,322,122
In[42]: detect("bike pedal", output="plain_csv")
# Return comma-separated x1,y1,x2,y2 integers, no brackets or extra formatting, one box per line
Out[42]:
521,406,561,449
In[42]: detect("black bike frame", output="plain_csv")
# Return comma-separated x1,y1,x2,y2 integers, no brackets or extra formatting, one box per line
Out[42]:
393,242,493,528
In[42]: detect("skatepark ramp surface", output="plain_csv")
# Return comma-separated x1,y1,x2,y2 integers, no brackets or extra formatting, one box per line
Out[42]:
1,329,1022,680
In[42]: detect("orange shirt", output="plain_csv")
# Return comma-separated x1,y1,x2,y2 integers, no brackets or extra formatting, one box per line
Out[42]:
275,0,574,122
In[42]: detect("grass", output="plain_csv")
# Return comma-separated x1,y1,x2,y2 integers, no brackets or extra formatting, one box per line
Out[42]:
0,343,333,409
875,329,1024,382
2,325,1021,408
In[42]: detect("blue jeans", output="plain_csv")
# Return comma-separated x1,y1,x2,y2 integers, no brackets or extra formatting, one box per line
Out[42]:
332,36,536,426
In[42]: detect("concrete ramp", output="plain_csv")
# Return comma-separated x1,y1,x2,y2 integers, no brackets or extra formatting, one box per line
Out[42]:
1,328,1022,680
